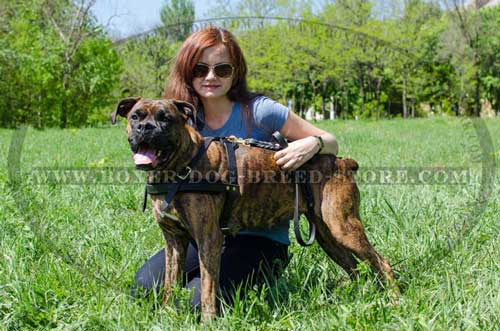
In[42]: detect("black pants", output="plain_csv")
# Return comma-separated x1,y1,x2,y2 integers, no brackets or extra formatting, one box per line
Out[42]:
131,235,289,307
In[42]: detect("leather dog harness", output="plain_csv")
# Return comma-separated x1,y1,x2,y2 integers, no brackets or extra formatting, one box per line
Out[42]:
142,133,318,247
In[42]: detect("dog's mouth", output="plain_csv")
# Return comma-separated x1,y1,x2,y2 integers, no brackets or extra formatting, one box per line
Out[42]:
133,143,169,169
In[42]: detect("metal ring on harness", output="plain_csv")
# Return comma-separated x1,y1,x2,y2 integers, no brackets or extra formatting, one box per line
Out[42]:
177,166,191,180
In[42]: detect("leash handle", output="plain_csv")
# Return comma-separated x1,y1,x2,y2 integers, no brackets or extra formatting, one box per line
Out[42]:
272,131,288,149
293,182,316,247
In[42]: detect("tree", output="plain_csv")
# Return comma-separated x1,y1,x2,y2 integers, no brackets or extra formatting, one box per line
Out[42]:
116,34,177,98
116,0,195,99
111,0,498,121
441,0,491,116
43,0,97,127
388,0,442,118
160,0,195,42
0,0,121,128
477,6,500,115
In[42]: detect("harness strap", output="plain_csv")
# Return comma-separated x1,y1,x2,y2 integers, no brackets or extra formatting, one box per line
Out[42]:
193,136,216,165
143,137,240,236
146,181,238,194
142,186,148,212
219,139,240,233
142,137,216,212
145,164,189,212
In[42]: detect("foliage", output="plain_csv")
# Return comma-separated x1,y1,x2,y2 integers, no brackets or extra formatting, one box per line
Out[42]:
2,0,500,127
478,6,500,112
115,34,178,99
0,0,122,128
201,0,500,119
159,0,195,42
114,0,194,101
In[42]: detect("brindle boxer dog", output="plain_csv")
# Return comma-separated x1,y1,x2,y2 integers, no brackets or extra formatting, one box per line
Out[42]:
111,97,399,321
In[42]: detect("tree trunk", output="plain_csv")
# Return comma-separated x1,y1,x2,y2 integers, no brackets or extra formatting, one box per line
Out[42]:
36,93,42,129
334,95,339,119
357,63,365,114
402,75,407,118
321,80,327,120
300,95,305,119
375,76,382,120
60,73,68,128
388,89,392,115
474,69,480,117
321,97,326,120
344,88,349,117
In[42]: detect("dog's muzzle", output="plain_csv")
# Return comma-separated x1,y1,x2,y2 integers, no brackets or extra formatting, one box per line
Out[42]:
129,124,172,169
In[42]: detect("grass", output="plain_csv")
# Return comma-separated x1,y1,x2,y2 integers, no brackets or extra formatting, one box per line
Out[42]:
0,117,499,330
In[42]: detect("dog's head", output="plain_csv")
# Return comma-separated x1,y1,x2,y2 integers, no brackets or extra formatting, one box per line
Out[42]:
111,97,198,170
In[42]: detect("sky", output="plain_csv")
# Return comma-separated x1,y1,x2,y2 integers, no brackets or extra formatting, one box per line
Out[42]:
91,0,215,39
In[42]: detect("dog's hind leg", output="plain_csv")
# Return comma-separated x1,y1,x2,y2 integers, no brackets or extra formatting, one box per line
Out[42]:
319,177,399,295
314,220,359,275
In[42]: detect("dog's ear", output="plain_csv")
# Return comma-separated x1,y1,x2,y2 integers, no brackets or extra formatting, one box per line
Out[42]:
172,100,199,128
111,97,141,124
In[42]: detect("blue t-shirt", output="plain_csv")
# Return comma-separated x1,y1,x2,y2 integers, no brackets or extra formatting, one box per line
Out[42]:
197,96,291,245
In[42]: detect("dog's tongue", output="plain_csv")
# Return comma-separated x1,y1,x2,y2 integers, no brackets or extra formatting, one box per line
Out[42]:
133,147,157,165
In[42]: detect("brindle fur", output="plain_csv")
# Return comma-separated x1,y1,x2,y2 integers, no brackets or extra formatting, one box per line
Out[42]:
113,98,400,322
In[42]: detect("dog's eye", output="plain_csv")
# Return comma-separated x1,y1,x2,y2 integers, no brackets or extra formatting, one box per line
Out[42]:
131,109,146,121
157,111,174,123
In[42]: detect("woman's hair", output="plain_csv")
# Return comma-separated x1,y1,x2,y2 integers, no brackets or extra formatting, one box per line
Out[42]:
164,26,255,108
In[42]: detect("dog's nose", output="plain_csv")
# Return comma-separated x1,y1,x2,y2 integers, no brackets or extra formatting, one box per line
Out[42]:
137,122,155,134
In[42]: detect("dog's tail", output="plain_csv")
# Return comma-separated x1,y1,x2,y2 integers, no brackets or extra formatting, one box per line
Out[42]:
334,156,359,176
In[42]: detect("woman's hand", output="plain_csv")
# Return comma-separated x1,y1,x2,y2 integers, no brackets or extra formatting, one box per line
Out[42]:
274,136,320,171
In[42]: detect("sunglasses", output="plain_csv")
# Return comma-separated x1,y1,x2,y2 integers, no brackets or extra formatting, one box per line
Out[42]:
193,63,234,78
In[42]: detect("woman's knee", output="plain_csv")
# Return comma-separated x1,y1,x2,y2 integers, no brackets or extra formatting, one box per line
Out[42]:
130,249,166,298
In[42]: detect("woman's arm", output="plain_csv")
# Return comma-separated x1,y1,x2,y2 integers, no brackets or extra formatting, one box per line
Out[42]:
274,112,339,171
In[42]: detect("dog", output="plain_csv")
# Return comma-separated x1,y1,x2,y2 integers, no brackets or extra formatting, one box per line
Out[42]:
111,97,399,321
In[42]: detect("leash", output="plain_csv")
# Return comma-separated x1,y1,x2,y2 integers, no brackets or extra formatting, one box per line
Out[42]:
292,173,317,247
272,132,317,247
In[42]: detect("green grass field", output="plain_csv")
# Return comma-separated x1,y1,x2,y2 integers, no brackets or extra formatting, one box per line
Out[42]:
1,117,499,330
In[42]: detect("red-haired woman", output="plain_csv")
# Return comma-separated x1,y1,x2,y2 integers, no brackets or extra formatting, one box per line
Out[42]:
132,27,339,308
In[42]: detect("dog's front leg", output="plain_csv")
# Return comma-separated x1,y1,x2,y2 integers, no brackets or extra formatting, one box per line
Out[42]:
173,193,225,321
161,230,188,305
196,227,223,322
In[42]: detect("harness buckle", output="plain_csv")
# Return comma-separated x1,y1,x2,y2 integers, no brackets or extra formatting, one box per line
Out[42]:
177,166,192,180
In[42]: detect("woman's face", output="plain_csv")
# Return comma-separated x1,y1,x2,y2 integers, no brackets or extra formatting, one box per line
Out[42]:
192,44,234,101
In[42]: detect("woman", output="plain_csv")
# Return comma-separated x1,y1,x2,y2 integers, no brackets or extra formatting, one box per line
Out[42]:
132,27,339,308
